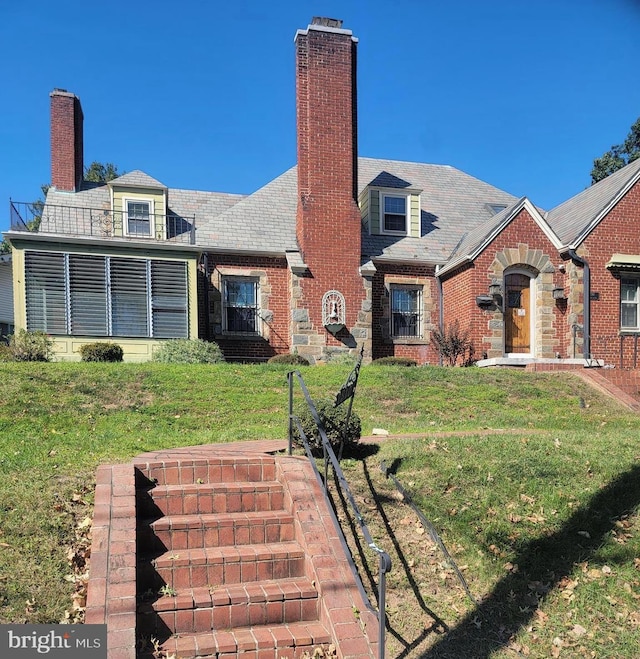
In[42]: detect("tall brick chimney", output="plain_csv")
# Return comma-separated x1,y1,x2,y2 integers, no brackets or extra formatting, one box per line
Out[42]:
50,89,84,191
293,18,366,354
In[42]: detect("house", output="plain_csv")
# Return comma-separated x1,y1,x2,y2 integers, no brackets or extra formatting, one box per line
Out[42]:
6,17,640,367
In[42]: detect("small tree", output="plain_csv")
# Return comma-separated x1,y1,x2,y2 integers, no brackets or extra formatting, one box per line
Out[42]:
431,320,474,366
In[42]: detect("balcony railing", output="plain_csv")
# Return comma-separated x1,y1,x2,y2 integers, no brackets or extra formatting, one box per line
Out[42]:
9,201,196,245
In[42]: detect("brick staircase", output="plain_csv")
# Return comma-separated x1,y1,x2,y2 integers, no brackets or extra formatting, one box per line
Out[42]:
87,444,377,659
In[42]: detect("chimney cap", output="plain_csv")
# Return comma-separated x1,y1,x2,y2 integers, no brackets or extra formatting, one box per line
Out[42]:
50,88,79,99
311,17,343,28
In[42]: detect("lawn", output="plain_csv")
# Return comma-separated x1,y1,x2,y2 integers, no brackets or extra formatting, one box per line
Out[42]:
0,362,638,658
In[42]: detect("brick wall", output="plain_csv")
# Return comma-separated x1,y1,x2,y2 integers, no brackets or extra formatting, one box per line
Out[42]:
204,254,290,361
50,89,83,192
443,209,566,360
371,263,439,363
578,180,640,367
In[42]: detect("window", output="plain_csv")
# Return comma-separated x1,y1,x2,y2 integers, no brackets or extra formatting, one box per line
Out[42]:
223,278,259,333
383,194,407,234
391,286,422,338
25,251,188,338
125,200,152,236
621,278,640,329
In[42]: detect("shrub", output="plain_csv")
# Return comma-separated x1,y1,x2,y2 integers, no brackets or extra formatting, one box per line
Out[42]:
79,342,124,362
8,329,55,362
371,356,417,367
0,344,13,362
431,320,474,366
267,353,310,366
293,398,361,456
151,339,224,364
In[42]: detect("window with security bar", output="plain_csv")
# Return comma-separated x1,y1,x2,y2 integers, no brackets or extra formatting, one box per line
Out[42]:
223,278,259,333
391,286,422,338
24,251,188,338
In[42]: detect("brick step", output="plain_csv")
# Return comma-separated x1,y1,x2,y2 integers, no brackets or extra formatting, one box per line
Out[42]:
138,480,285,517
138,578,319,636
135,456,277,486
154,621,333,659
139,542,306,590
138,510,296,553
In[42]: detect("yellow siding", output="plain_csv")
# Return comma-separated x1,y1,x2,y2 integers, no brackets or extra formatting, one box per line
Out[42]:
370,189,380,234
112,186,167,239
410,193,420,237
358,187,370,233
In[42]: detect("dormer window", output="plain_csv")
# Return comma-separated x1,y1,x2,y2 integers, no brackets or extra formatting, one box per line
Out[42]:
125,199,153,237
383,194,407,234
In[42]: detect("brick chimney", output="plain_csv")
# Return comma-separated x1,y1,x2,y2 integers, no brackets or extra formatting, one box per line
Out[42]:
50,89,84,191
294,18,365,349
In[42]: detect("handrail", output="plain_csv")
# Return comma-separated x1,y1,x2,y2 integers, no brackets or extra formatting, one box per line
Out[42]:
287,370,391,659
381,460,478,605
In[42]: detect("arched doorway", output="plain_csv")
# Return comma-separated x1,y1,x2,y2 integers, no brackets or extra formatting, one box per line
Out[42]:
504,272,533,355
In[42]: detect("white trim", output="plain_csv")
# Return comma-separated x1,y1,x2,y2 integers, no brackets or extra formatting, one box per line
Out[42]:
381,192,409,236
123,197,154,238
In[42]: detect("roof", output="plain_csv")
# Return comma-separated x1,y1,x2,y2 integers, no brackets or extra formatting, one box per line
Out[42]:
109,170,167,189
545,158,640,247
39,156,640,265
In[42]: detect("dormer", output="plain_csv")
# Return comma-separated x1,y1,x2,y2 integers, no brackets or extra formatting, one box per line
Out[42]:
359,172,422,237
108,170,168,239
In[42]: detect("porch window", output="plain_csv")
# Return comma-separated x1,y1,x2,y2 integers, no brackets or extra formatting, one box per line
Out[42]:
223,278,259,333
391,285,422,338
621,277,640,329
25,251,188,338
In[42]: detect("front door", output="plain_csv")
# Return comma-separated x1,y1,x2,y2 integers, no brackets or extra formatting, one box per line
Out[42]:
505,274,531,354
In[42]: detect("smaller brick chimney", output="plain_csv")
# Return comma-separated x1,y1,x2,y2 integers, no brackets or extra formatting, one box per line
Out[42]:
50,89,84,191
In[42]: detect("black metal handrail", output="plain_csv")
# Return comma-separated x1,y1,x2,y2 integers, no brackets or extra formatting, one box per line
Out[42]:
287,370,391,659
9,200,196,245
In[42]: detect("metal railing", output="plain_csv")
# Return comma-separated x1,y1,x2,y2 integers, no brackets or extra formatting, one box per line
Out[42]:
287,370,391,659
9,201,196,244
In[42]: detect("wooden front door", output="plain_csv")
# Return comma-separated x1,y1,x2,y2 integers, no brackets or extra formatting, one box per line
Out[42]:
505,274,531,354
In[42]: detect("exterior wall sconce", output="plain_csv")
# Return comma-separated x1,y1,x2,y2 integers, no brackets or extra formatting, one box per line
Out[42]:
322,290,346,335
552,287,566,300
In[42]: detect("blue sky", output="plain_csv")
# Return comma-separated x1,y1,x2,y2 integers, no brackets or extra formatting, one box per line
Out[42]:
1,0,639,233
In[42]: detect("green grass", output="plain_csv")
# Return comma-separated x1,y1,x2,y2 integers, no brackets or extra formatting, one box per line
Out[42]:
0,362,638,659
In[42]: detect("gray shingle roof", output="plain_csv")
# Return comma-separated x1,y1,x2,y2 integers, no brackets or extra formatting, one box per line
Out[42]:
109,170,167,189
545,158,640,246
358,158,519,263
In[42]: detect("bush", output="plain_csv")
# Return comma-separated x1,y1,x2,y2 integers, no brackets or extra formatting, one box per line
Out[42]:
267,353,310,366
0,344,13,362
431,320,474,366
293,398,361,456
8,329,55,362
151,339,224,364
371,356,417,367
79,342,124,362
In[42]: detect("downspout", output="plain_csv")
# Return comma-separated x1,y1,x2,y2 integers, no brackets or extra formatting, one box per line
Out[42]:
435,265,444,366
567,249,590,360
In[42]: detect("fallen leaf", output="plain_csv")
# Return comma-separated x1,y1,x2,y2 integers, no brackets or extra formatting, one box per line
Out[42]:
572,624,587,637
